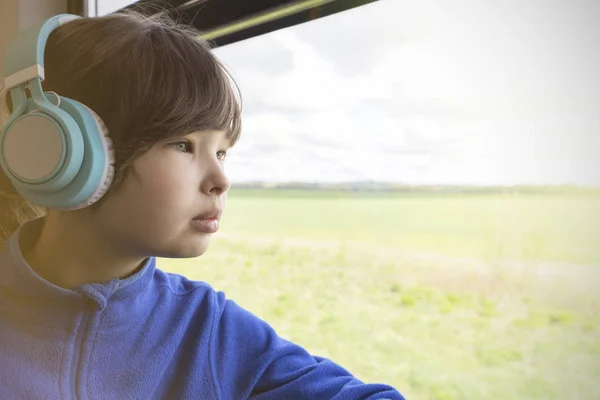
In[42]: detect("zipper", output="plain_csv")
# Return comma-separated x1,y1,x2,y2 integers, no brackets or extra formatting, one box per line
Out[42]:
71,300,93,400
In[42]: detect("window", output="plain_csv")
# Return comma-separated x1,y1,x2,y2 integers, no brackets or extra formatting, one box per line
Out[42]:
167,1,599,399
86,0,139,17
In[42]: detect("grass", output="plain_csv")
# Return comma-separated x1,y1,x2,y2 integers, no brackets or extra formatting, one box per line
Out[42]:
160,189,600,400
220,190,600,266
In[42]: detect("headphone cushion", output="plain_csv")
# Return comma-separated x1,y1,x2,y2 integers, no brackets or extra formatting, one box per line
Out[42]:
41,96,116,210
78,105,115,208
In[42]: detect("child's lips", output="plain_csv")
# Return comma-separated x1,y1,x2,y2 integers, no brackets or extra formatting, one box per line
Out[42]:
193,208,222,221
191,218,219,233
191,208,222,233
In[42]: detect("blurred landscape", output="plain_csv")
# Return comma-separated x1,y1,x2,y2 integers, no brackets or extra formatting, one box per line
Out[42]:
163,0,600,397
161,185,600,400
233,181,600,196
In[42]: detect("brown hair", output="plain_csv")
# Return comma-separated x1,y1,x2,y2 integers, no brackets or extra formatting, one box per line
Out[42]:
0,11,242,246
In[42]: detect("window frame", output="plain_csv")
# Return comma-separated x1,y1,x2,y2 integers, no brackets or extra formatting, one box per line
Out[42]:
75,0,379,48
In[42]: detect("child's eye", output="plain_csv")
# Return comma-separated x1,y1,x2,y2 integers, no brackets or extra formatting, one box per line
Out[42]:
172,141,193,153
216,150,227,161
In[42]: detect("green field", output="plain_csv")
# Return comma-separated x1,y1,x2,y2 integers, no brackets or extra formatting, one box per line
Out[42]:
161,189,600,400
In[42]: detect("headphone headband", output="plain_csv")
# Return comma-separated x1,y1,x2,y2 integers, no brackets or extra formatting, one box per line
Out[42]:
3,14,80,89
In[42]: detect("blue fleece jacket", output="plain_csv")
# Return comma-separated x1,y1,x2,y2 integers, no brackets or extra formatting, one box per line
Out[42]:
0,219,404,400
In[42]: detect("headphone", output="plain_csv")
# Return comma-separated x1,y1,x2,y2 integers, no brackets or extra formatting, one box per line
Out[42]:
0,14,115,210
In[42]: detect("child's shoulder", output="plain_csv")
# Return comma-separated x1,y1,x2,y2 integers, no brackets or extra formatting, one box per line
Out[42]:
150,264,264,328
154,265,216,294
151,264,230,309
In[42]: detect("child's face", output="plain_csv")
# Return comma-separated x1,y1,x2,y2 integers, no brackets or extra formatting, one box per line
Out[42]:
90,129,232,259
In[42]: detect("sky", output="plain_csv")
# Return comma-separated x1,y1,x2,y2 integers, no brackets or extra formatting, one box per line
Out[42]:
100,0,600,186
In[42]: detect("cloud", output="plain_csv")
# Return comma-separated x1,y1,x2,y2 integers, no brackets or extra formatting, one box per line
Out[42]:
215,33,295,76
214,0,600,186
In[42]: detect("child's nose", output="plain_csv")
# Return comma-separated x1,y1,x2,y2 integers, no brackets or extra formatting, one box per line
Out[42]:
202,167,231,196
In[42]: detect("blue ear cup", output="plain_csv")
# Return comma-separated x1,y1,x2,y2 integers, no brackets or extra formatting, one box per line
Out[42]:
0,84,115,210
0,14,115,210
55,97,116,209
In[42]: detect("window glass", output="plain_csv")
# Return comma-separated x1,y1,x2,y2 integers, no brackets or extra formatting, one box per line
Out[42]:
168,1,599,399
93,0,138,16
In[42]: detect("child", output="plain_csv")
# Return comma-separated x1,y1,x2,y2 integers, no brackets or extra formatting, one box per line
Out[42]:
0,12,404,399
